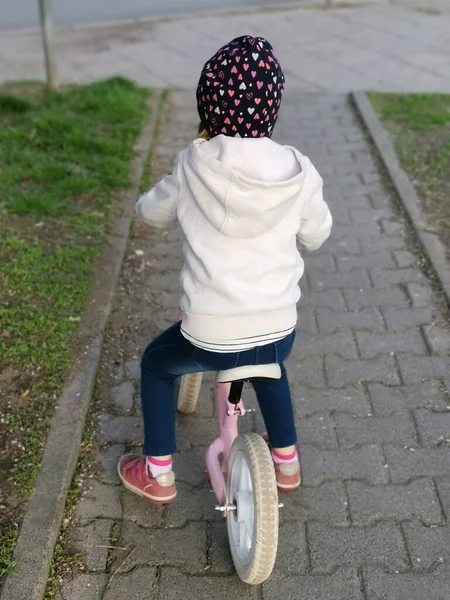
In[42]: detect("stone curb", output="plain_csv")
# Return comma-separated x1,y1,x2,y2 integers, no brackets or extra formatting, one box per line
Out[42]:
352,90,450,308
0,0,380,37
0,92,162,600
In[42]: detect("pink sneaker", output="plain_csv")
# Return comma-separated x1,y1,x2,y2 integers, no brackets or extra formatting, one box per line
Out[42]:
118,454,177,505
263,436,301,492
273,461,301,492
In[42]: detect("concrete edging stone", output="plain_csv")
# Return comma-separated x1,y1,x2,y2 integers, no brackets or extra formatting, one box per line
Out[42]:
352,90,450,308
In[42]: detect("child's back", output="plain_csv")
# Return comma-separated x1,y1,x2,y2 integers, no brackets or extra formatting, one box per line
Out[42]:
138,134,331,351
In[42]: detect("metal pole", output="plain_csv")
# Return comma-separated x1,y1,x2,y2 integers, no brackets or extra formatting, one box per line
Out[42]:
37,0,58,89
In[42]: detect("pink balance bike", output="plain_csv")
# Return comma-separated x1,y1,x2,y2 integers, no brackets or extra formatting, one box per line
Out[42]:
177,364,281,585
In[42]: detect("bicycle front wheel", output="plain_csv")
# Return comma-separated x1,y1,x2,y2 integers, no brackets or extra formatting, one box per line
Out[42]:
226,433,279,584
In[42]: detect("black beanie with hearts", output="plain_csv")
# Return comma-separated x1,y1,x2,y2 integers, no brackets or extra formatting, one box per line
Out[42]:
196,35,285,139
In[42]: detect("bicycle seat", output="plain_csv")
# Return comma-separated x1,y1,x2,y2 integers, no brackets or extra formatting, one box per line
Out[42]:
216,364,281,383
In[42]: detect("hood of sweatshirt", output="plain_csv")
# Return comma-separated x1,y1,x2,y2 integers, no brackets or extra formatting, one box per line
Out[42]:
181,135,322,239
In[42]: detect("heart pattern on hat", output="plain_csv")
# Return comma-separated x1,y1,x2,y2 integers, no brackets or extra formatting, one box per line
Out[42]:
197,35,285,139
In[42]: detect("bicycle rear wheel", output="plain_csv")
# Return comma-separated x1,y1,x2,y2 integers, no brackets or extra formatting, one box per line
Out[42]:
177,373,203,414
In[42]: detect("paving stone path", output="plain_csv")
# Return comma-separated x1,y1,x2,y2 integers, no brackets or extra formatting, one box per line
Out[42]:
59,90,450,600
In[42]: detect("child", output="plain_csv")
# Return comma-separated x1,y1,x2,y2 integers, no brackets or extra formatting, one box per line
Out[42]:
118,35,332,504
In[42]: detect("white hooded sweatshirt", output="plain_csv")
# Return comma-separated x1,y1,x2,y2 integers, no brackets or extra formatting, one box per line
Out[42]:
136,135,332,352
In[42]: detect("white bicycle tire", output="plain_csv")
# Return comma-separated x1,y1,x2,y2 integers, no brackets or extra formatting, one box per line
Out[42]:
177,373,203,414
226,433,279,585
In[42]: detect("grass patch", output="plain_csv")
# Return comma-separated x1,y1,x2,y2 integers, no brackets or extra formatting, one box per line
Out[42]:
0,79,147,216
0,77,149,587
0,525,18,580
43,87,170,598
369,93,450,131
369,92,450,252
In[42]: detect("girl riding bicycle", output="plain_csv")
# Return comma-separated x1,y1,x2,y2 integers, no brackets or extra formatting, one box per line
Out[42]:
118,35,332,504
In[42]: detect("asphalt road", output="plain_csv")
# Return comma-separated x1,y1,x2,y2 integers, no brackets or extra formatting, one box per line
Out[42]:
0,0,302,29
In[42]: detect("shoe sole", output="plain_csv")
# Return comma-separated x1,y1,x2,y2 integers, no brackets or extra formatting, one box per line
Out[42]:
277,477,302,492
277,483,300,492
117,464,177,505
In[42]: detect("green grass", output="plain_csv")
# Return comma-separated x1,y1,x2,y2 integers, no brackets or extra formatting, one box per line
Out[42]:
369,92,450,233
0,526,18,580
0,78,147,216
369,93,450,131
0,77,149,587
1,240,98,370
42,88,169,598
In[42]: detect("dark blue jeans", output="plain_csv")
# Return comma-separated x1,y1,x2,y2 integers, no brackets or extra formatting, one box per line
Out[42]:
140,322,297,456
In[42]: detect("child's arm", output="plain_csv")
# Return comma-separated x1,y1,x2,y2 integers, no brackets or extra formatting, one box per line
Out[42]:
135,163,180,227
297,179,332,251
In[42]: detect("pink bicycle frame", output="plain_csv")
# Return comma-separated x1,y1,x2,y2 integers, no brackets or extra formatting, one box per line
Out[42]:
206,381,246,507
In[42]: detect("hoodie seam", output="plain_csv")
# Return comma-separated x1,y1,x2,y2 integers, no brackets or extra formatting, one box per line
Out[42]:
220,174,234,233
175,161,181,220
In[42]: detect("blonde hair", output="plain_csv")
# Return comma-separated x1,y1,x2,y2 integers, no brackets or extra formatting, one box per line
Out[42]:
197,123,212,141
